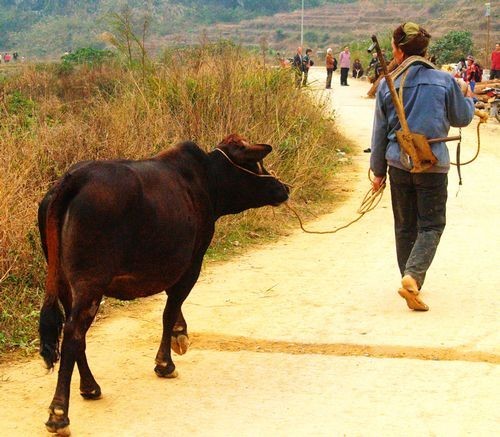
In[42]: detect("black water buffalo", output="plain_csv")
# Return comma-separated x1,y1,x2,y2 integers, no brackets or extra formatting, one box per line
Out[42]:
38,134,289,434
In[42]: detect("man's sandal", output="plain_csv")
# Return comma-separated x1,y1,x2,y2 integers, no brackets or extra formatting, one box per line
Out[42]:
399,274,429,311
398,288,429,311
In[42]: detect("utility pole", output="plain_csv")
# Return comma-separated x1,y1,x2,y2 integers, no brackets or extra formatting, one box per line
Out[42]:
301,0,304,47
485,2,491,68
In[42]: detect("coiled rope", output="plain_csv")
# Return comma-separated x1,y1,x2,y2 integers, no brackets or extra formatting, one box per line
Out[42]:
284,170,386,234
450,110,488,185
451,111,487,167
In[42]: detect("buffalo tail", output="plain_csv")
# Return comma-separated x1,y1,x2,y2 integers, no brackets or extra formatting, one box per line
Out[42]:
38,171,84,369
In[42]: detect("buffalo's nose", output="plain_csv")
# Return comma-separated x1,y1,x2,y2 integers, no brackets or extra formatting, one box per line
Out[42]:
283,183,291,194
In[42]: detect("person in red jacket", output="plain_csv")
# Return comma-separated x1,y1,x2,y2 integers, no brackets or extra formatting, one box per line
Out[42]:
491,43,500,80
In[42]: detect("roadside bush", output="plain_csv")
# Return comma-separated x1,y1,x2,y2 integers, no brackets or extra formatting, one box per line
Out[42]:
429,31,474,65
0,42,348,356
59,47,115,74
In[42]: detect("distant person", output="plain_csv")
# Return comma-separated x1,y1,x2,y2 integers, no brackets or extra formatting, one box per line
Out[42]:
276,52,290,68
4,53,11,63
367,52,379,82
302,48,314,86
13,52,18,61
490,43,500,80
454,57,467,79
465,55,481,92
292,46,304,88
352,59,364,78
0,53,2,63
325,48,335,89
339,46,350,86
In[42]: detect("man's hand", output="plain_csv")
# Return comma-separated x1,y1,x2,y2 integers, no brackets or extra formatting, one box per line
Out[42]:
372,175,386,193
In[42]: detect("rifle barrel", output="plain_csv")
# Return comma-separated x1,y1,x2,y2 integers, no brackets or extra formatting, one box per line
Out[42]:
428,136,461,144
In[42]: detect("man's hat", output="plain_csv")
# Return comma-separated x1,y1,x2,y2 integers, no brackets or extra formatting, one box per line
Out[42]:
393,22,431,56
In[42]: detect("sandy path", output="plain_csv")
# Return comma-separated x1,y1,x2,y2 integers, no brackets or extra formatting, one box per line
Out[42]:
1,68,499,436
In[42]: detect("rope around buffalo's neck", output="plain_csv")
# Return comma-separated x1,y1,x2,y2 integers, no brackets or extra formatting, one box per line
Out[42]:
214,147,277,178
214,147,385,235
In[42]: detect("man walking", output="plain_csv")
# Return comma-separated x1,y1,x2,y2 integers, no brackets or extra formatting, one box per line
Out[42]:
370,22,474,311
339,46,350,86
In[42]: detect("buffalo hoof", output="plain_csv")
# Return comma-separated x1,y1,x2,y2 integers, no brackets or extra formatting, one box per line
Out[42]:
80,386,102,400
171,333,190,355
154,363,178,378
46,406,71,436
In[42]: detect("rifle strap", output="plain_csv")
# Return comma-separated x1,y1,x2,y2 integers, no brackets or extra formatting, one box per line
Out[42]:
390,56,436,82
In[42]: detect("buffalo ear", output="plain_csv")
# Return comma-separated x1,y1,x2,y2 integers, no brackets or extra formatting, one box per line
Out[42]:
242,143,273,162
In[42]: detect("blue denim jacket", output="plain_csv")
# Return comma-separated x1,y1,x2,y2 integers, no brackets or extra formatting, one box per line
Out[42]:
370,65,475,176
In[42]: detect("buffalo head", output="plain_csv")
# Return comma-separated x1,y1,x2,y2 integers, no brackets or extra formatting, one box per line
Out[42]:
211,134,289,216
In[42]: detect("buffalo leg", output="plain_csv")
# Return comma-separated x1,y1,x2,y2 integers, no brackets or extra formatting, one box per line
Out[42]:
77,349,102,400
154,293,190,378
154,263,202,377
56,281,101,399
171,309,189,355
46,294,101,435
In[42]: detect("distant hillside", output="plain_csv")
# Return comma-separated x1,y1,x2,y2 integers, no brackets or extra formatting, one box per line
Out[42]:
0,0,352,56
0,0,497,61
159,0,498,61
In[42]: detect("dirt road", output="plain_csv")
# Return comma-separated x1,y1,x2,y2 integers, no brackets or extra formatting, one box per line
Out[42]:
1,68,499,436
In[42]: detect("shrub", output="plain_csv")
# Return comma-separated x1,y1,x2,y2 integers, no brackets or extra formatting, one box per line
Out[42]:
430,31,474,65
304,31,319,44
61,47,115,67
275,29,287,42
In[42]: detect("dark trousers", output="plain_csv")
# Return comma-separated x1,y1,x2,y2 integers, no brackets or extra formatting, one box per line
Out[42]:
490,70,499,80
302,69,309,86
352,68,363,78
326,68,334,88
340,67,349,85
388,166,448,288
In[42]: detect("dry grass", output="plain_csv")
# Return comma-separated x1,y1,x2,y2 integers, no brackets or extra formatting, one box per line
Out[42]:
0,42,350,355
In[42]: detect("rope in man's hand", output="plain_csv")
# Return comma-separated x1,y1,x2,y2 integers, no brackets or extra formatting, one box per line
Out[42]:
285,170,386,235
